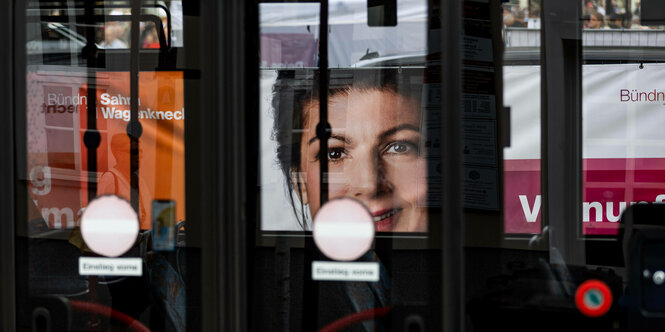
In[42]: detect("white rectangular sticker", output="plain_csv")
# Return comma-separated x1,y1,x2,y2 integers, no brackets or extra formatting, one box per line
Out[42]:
312,261,379,282
79,257,143,276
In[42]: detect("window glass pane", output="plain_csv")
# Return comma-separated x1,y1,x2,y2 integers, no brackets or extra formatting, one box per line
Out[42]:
502,0,543,235
18,1,189,329
254,1,440,331
582,0,665,236
259,0,430,232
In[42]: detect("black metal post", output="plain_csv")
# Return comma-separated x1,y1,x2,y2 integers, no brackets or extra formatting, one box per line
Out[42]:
0,0,16,329
440,0,463,331
84,0,99,202
129,0,141,214
318,0,330,204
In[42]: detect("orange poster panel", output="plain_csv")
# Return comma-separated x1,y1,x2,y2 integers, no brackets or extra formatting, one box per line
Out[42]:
27,71,185,230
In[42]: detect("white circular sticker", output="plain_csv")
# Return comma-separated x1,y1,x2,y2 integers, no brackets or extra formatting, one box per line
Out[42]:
80,195,139,257
312,198,375,261
654,270,665,285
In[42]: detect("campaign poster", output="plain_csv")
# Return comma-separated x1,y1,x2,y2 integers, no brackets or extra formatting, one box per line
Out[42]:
504,63,665,235
26,70,185,230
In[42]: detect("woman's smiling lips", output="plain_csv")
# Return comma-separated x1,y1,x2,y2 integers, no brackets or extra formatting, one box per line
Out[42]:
372,208,402,231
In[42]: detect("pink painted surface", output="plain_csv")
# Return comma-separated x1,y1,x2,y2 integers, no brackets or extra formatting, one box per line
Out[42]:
504,158,665,235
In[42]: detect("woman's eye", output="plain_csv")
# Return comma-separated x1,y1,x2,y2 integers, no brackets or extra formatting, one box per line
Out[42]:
328,148,345,160
314,147,346,162
386,142,414,154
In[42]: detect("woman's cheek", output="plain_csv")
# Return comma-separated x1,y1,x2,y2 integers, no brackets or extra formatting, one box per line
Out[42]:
301,158,320,214
414,158,428,206
387,158,428,204
327,173,348,198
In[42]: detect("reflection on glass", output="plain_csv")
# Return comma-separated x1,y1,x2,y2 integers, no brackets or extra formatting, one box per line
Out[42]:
502,4,665,235
259,3,319,68
259,1,429,232
502,0,541,29
26,71,185,231
19,1,189,330
581,0,665,30
502,65,542,234
259,0,427,68
582,63,665,235
26,8,173,56
583,0,632,29
501,1,542,235
581,0,665,235
255,2,436,330
99,14,130,49
271,69,428,232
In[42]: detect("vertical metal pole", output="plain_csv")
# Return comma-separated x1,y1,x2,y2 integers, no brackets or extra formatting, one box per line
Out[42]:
541,0,584,266
193,0,249,329
187,0,222,329
303,1,329,330
318,0,330,203
82,3,103,326
129,0,141,214
220,0,249,326
440,0,464,331
1,0,15,329
84,0,99,202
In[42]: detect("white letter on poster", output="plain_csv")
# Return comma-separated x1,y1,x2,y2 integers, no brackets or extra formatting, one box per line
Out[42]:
519,195,541,222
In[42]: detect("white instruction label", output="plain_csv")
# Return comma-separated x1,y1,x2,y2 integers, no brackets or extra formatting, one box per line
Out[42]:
79,257,143,276
312,261,379,282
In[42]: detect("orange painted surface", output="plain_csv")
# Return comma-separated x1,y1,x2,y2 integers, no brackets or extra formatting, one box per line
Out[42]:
27,71,185,230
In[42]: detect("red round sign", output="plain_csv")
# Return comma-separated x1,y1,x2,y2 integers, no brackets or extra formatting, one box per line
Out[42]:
575,279,612,317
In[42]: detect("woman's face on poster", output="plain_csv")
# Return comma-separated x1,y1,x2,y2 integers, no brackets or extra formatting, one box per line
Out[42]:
298,88,428,232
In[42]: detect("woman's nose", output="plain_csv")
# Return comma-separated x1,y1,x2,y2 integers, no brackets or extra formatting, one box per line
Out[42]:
347,151,390,198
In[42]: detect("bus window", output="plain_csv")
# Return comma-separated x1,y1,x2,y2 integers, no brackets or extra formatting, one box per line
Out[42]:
501,0,543,237
580,0,665,271
254,0,441,330
17,1,189,330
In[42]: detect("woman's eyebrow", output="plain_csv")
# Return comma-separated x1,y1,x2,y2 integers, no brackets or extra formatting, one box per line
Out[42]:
308,134,350,145
378,124,421,141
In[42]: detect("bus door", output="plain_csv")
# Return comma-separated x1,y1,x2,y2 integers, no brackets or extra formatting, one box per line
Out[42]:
7,0,665,331
5,0,213,330
252,0,463,330
251,0,665,331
